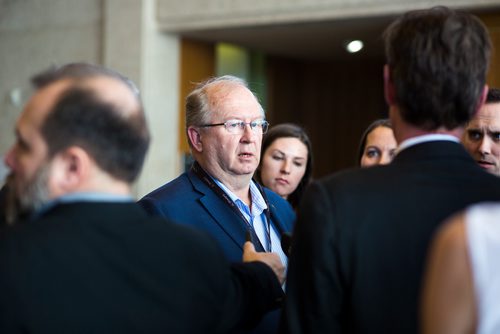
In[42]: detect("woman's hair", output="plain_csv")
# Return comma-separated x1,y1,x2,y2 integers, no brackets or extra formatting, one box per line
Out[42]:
357,119,392,166
256,123,313,209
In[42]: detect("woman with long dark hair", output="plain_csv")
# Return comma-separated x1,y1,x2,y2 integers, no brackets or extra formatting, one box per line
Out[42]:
256,123,313,210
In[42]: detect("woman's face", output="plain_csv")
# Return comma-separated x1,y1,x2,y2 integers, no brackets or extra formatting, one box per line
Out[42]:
360,126,397,167
260,137,308,199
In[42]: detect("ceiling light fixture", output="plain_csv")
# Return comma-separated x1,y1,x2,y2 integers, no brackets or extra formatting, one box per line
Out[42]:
346,40,364,53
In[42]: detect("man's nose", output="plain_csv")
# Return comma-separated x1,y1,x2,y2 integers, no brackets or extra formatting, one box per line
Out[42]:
240,123,257,142
4,146,16,171
479,137,491,155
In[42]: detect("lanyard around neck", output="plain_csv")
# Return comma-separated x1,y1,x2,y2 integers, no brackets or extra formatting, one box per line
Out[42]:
191,161,272,252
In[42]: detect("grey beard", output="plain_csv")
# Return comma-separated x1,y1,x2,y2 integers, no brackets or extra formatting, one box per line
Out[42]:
18,163,51,214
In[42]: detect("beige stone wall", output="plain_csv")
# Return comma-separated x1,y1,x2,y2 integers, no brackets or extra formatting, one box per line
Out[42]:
0,0,102,179
157,0,500,31
135,0,181,198
0,0,181,198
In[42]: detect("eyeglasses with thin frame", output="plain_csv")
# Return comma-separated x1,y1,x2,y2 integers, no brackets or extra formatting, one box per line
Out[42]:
200,119,269,134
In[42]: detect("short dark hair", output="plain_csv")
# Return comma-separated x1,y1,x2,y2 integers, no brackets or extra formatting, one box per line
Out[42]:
256,123,313,209
383,6,491,130
357,119,393,166
486,88,500,104
41,87,150,183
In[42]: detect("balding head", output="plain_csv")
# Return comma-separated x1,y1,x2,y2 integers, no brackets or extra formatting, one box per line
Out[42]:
40,73,149,183
76,75,141,119
31,62,140,98
5,63,148,214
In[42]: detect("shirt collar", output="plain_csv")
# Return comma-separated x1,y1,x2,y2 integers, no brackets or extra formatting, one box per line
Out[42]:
32,192,134,219
213,178,268,215
397,134,460,154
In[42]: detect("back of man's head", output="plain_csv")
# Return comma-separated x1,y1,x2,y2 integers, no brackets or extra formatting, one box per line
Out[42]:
37,65,150,183
384,6,491,130
41,85,149,183
32,62,141,98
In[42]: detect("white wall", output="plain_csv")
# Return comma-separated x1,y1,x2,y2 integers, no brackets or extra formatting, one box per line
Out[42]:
157,0,500,31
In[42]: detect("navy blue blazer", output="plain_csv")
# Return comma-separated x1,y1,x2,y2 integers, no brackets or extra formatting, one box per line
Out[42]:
139,170,296,263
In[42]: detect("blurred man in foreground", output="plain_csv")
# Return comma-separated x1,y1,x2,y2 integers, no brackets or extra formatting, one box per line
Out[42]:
0,63,284,333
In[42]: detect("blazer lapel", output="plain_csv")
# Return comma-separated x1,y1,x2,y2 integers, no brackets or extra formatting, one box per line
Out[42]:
268,200,293,235
187,171,248,251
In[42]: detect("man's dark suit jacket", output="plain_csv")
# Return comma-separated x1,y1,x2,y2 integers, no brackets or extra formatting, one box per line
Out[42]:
0,201,283,333
139,170,296,334
283,140,500,334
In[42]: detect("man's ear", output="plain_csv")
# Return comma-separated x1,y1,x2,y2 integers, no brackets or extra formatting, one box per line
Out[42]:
474,84,489,116
384,64,396,106
49,146,90,194
187,126,203,153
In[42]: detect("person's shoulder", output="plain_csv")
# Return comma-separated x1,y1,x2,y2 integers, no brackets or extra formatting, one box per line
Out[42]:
434,213,467,250
317,164,390,190
138,172,204,217
263,187,295,214
263,187,287,205
139,172,192,201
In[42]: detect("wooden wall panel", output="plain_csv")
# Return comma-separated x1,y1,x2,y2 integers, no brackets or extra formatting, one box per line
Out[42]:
178,38,215,153
267,57,386,178
479,12,500,88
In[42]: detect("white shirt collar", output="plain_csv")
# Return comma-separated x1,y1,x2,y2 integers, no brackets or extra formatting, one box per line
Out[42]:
397,134,460,154
213,178,268,214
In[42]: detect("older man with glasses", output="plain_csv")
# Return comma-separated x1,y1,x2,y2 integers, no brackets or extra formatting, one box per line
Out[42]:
139,75,295,334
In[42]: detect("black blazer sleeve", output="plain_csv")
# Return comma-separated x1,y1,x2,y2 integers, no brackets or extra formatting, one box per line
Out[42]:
282,181,344,334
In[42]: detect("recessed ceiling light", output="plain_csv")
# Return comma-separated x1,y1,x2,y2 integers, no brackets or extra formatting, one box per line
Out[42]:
346,40,364,53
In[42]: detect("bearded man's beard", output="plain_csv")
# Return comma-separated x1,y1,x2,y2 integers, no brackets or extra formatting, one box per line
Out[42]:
18,163,51,215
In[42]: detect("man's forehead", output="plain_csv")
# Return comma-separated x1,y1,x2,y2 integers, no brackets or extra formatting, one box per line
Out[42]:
209,83,262,116
473,103,500,125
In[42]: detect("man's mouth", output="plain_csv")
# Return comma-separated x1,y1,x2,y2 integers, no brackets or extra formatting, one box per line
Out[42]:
238,152,253,158
477,160,495,169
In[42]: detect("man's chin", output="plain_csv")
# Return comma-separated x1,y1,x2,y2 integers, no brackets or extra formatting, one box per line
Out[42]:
234,163,258,175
